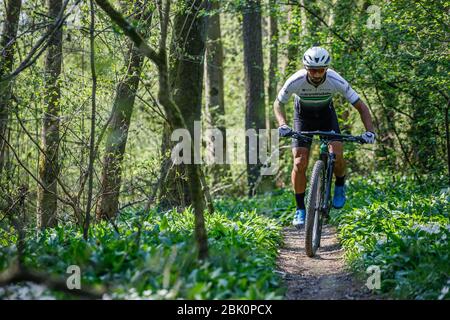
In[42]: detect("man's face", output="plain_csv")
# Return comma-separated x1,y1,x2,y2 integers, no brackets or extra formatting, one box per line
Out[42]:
306,67,327,84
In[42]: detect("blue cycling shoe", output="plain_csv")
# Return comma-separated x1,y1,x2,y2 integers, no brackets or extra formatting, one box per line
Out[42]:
293,209,306,229
332,185,346,209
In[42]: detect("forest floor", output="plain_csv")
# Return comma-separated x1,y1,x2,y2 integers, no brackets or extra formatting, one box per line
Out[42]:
276,224,380,300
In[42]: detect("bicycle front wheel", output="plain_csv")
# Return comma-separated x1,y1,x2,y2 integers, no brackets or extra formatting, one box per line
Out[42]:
305,160,325,257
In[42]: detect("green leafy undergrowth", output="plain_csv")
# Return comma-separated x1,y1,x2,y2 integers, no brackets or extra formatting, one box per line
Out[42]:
0,208,284,299
331,174,450,300
214,189,295,226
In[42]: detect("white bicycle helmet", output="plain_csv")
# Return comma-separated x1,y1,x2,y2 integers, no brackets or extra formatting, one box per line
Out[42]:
302,47,331,68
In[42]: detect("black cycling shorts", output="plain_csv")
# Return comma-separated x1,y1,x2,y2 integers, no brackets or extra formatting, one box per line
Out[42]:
291,96,341,149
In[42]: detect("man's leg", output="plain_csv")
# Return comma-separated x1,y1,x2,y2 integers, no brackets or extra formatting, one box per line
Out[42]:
291,99,312,226
291,147,309,227
292,147,310,194
329,141,345,177
329,141,346,208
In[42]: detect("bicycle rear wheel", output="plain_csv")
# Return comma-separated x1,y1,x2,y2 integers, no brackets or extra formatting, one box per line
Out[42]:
305,160,325,257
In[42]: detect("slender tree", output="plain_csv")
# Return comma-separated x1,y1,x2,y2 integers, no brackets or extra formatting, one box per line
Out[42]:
0,0,22,175
96,4,153,220
84,0,97,239
37,0,64,229
204,0,227,185
242,0,266,196
267,0,278,128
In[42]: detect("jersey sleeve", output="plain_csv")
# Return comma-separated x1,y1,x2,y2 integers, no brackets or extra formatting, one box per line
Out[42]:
330,71,360,105
276,73,303,104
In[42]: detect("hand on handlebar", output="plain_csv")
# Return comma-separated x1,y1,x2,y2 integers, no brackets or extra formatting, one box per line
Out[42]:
278,124,293,137
361,131,376,144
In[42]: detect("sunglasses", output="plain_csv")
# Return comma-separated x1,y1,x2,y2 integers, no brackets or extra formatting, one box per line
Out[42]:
306,67,327,73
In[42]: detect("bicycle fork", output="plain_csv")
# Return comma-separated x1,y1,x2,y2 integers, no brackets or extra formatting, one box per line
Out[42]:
316,152,335,249
322,152,336,214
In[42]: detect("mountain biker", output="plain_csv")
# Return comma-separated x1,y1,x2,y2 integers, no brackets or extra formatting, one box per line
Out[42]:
273,46,376,229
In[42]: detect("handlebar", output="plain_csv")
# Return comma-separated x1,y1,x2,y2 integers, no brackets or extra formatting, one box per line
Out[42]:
289,130,366,144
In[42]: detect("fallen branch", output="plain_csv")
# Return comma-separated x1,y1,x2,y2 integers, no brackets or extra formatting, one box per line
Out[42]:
0,262,105,300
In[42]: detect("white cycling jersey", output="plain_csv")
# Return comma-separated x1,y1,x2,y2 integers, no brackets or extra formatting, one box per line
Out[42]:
277,68,360,109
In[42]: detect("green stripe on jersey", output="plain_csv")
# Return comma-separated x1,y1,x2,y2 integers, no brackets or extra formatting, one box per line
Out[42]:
300,95,331,101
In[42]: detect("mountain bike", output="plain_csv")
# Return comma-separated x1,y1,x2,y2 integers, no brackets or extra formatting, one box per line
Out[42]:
290,130,366,257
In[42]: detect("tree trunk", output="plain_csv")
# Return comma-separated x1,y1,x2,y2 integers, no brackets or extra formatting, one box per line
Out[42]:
96,43,144,220
242,0,266,196
0,0,22,175
158,0,209,209
84,0,97,239
445,99,450,185
267,0,278,130
204,0,227,185
37,0,63,229
96,8,152,220
157,57,209,259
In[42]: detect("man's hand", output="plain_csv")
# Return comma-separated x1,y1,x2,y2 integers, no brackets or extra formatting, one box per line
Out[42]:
361,131,376,144
278,124,293,137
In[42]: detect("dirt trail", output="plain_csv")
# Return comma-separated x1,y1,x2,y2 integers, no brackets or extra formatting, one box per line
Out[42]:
276,224,378,300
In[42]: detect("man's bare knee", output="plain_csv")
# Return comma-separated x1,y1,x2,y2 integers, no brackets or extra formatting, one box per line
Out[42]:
292,148,309,173
293,158,308,173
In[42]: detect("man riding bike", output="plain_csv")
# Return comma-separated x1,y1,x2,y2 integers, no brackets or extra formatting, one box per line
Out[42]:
273,46,376,228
